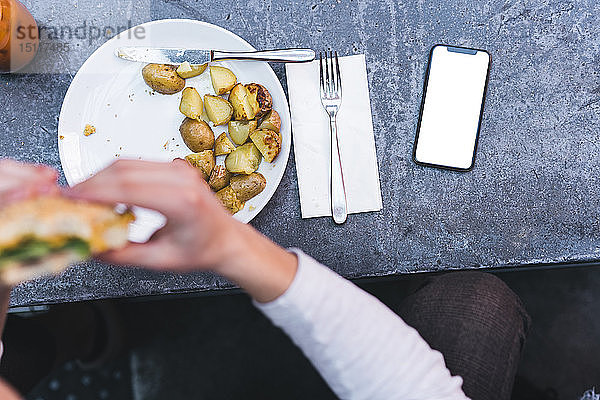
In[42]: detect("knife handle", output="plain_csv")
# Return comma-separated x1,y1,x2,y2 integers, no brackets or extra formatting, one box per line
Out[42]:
212,49,315,63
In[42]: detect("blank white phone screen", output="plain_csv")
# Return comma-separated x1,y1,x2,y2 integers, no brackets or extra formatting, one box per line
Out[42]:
414,45,490,170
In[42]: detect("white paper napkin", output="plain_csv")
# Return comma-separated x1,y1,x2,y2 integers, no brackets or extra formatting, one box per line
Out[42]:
286,54,383,219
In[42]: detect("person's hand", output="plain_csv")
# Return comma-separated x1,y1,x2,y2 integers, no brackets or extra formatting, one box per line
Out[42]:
0,159,59,205
0,159,60,339
0,159,59,289
67,159,297,302
67,159,239,272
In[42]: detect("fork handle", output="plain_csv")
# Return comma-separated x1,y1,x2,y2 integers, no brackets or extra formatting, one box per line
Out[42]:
212,49,315,63
330,116,348,224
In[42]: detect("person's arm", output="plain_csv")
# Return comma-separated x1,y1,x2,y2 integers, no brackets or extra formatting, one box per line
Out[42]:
213,232,467,399
69,159,467,400
254,249,467,400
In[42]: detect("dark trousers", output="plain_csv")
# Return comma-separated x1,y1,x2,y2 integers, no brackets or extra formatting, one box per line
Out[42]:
397,271,531,400
0,271,529,399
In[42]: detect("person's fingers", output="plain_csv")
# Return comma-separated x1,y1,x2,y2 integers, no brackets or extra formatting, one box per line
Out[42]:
66,160,208,216
172,157,188,166
0,159,58,181
0,160,60,206
97,241,184,270
97,223,167,267
0,184,60,206
71,160,189,192
30,164,58,180
0,166,57,192
3,187,42,203
72,184,196,217
171,158,213,190
73,159,201,191
171,159,213,191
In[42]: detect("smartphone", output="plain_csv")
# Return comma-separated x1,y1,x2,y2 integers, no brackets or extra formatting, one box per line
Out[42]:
413,45,491,171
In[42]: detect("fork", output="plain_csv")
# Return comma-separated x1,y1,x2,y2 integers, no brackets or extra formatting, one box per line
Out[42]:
319,50,348,224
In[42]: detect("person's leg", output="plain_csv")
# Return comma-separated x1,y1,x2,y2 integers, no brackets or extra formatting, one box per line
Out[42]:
397,271,530,400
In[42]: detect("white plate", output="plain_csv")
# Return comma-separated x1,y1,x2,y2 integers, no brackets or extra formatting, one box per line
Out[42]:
58,19,291,243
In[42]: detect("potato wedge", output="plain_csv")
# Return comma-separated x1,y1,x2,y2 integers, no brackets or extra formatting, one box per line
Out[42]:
210,66,237,95
230,173,266,202
215,186,244,214
228,120,257,145
246,83,273,118
204,95,233,126
225,143,262,174
179,87,203,120
208,165,232,192
214,133,236,156
200,108,211,124
229,84,256,121
258,110,281,133
185,150,215,181
249,129,281,163
176,62,207,79
179,118,214,152
142,64,185,95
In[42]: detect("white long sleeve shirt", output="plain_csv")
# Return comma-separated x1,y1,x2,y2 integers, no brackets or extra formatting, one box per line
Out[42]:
254,249,469,400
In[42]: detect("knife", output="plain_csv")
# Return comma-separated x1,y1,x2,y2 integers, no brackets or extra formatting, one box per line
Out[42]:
115,47,315,64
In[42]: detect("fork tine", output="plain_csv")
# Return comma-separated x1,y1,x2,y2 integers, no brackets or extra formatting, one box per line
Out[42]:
325,51,330,94
330,51,337,94
324,50,331,95
328,50,335,94
331,52,340,95
319,52,325,95
335,51,341,95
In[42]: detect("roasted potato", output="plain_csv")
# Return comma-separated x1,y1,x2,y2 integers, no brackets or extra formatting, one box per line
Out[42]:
250,129,282,163
215,186,244,214
179,118,215,152
179,87,203,120
258,110,281,133
228,120,257,145
225,143,262,174
208,165,232,192
185,150,215,181
230,173,266,202
210,66,237,95
176,62,207,79
200,108,211,124
204,95,233,126
142,64,185,95
214,133,236,156
229,84,256,121
246,83,273,118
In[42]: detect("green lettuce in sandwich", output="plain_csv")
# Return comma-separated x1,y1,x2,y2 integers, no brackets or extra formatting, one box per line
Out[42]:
0,196,134,285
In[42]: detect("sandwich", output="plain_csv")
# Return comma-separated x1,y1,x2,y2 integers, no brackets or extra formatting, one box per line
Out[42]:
0,196,134,285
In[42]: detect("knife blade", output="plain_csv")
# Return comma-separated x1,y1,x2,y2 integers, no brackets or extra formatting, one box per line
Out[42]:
116,47,211,64
115,47,315,64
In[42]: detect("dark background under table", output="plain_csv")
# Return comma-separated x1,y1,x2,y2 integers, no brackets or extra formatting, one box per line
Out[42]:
22,266,600,400
2,0,600,399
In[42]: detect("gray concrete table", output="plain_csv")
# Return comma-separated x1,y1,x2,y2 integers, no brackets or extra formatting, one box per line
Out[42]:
2,0,599,306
